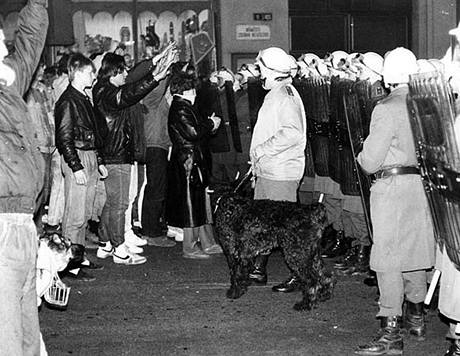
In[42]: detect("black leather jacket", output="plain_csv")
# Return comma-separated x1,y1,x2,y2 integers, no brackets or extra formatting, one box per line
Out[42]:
92,73,159,164
166,95,215,228
55,85,105,172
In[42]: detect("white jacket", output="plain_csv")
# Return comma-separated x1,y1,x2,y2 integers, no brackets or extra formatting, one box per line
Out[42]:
250,81,306,181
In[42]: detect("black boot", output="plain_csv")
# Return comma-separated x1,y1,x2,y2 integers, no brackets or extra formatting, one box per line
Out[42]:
364,270,378,287
321,230,350,258
403,301,426,340
272,274,301,293
320,224,337,251
355,316,403,355
334,245,359,270
445,339,460,356
342,245,371,274
249,255,269,285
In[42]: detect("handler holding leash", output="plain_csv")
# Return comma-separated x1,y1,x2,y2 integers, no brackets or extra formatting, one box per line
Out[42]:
248,47,307,292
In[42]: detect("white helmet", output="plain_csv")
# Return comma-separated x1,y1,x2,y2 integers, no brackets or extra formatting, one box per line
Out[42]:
217,68,235,83
331,50,349,70
297,60,309,78
301,53,327,77
288,55,300,77
428,59,445,73
382,47,418,84
209,71,219,84
236,63,257,85
302,53,321,67
362,52,384,75
255,47,296,89
416,59,438,74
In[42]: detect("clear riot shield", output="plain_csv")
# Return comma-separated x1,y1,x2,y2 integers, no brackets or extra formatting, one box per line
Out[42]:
407,70,460,270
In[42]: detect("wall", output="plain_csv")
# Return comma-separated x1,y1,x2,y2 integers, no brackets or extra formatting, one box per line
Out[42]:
412,0,456,59
218,0,289,71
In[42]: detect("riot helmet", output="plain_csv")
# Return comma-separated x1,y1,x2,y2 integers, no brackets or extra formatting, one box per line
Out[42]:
255,47,296,90
236,63,257,86
216,67,234,89
331,50,349,70
382,47,418,85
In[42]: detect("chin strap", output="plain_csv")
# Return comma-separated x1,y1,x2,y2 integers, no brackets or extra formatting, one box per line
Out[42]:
0,61,16,86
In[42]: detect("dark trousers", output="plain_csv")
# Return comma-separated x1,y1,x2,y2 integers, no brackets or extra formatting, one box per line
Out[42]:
99,164,131,247
141,147,168,237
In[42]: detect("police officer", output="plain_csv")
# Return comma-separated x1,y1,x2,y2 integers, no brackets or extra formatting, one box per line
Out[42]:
354,48,435,355
248,47,307,293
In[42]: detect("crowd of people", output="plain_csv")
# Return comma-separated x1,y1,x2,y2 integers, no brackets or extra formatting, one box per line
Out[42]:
1,0,460,355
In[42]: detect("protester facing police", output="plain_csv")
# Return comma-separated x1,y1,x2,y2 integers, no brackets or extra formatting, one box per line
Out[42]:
92,44,176,265
248,47,307,293
354,48,435,355
165,64,223,259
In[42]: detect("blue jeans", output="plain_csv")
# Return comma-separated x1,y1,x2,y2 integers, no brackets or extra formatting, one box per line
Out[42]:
0,214,40,356
99,164,131,247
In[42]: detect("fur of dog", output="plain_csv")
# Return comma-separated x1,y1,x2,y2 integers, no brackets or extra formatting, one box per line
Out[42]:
213,187,336,311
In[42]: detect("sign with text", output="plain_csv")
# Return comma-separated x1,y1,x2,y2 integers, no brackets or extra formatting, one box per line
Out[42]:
253,13,272,21
236,25,270,40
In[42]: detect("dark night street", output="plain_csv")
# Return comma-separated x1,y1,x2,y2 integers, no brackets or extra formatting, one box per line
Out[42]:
40,244,449,356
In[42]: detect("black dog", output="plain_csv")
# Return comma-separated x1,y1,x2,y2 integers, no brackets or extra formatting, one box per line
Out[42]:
213,189,335,311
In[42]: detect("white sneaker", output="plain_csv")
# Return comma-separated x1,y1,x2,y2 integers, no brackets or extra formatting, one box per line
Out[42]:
174,229,184,242
125,229,147,247
113,244,147,265
167,226,184,242
97,241,114,259
125,241,144,254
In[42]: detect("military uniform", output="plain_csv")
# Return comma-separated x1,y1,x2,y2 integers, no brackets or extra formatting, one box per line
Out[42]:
357,85,435,316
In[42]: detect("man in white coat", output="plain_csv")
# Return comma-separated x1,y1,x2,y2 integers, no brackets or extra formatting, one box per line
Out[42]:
354,47,435,356
247,47,307,293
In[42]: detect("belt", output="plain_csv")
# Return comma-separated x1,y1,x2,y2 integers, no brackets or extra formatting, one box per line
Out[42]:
373,166,420,180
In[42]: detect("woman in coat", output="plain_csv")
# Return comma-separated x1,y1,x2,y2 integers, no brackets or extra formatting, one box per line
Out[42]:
166,66,223,259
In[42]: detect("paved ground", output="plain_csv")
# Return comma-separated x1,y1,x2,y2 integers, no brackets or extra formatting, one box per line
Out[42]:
40,243,450,356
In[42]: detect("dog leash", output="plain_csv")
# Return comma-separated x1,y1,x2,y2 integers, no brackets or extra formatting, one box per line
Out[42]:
233,168,253,194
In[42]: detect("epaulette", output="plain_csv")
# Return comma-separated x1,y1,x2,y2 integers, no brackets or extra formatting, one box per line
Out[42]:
285,85,294,97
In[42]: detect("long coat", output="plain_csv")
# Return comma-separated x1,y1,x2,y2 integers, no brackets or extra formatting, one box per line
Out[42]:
357,86,435,272
165,95,215,228
437,246,460,321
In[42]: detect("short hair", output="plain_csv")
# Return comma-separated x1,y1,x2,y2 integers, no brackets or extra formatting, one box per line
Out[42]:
56,54,70,76
168,62,196,95
169,71,196,95
67,53,94,81
98,52,125,80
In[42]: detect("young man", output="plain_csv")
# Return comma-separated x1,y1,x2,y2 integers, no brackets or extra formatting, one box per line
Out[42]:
248,47,307,292
55,53,108,281
92,45,176,265
0,0,48,354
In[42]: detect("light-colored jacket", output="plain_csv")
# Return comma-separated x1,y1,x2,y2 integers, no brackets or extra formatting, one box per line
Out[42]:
357,86,435,272
250,81,306,181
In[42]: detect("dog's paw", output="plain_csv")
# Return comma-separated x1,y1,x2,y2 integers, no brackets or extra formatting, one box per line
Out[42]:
226,285,246,299
293,300,313,311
